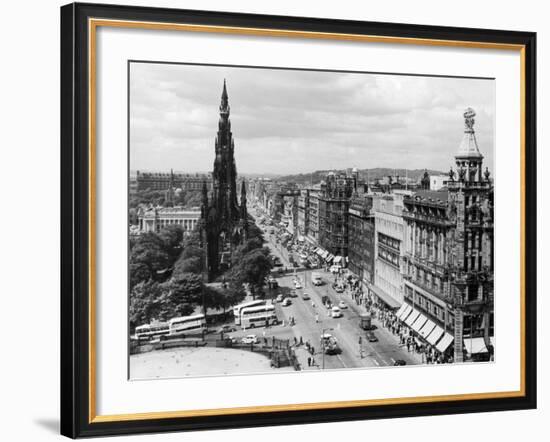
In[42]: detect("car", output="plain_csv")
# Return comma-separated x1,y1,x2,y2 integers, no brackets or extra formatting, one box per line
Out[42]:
289,290,298,298
276,294,284,303
329,265,341,274
331,306,342,318
393,359,407,366
241,335,258,344
366,331,378,342
301,293,311,300
334,285,344,293
338,301,348,309
294,282,302,289
282,298,292,306
267,276,276,284
218,324,237,333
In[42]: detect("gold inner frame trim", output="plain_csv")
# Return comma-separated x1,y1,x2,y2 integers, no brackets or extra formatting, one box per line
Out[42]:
88,18,527,424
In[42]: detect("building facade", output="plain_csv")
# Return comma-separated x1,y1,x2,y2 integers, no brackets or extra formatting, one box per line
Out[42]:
138,206,201,234
318,170,360,257
136,171,213,192
372,192,409,308
401,108,494,362
348,195,375,285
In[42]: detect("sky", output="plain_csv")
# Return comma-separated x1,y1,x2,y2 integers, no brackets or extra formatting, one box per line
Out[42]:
129,62,495,176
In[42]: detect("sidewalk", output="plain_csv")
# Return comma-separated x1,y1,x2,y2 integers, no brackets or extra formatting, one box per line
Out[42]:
293,345,321,370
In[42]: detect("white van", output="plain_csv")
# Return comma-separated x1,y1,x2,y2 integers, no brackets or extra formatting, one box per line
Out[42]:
331,306,342,318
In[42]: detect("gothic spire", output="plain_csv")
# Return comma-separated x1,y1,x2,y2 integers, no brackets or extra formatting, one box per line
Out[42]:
220,78,229,113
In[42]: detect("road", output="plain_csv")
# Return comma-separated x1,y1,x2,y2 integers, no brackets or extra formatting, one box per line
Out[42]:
232,208,422,370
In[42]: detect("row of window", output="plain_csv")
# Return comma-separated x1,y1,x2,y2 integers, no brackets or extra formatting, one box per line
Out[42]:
378,232,400,251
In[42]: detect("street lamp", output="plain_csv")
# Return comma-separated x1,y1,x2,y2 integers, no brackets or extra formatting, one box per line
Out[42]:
321,327,334,370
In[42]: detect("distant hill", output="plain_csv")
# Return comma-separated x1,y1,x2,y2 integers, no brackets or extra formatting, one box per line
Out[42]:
275,168,446,185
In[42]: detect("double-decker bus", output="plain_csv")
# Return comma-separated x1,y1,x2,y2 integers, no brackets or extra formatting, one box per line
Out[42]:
134,322,170,340
240,304,278,329
168,314,206,335
233,300,265,325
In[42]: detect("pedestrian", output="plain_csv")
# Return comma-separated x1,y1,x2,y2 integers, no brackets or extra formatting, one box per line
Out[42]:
294,336,297,345
307,356,311,367
311,346,315,355
300,336,303,346
311,357,315,367
315,313,319,323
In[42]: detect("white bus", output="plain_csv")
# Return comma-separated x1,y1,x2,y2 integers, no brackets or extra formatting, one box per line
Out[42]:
168,314,206,335
233,300,265,325
134,322,170,340
240,305,278,329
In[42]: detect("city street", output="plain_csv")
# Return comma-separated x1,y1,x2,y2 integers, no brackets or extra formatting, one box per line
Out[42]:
231,210,422,370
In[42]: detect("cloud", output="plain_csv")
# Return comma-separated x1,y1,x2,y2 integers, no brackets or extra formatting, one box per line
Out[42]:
130,62,494,175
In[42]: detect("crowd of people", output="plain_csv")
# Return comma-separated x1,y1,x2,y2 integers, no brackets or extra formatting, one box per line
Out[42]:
372,305,454,364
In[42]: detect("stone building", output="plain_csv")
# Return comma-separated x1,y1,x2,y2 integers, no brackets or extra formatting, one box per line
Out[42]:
136,170,212,192
401,108,494,362
348,194,375,285
138,206,201,234
318,169,361,258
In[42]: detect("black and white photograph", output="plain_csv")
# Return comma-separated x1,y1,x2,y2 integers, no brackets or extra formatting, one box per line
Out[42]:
128,62,495,380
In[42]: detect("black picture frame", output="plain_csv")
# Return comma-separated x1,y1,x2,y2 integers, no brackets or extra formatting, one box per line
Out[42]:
60,2,537,438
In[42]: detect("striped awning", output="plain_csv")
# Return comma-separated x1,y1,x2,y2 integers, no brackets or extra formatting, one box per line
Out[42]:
418,319,436,339
411,314,428,333
426,326,445,346
435,333,454,353
404,309,420,327
398,304,413,321
395,303,408,319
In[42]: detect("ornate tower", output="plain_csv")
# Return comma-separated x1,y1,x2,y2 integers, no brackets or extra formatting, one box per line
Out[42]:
447,108,494,362
201,80,248,280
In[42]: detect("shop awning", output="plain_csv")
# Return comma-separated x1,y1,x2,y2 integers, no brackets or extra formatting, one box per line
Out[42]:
418,319,436,339
395,303,408,319
397,304,412,320
315,248,325,257
404,309,420,327
411,314,428,333
368,284,402,309
325,254,334,263
435,333,454,353
464,337,490,354
333,256,342,264
426,326,445,346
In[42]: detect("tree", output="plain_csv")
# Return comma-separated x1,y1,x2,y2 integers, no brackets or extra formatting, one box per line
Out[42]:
158,224,184,262
130,232,170,282
129,262,151,289
166,272,203,311
129,279,166,330
230,249,273,299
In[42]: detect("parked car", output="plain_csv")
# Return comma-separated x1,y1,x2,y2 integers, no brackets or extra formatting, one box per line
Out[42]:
289,290,298,298
334,285,344,293
218,324,237,333
393,359,407,366
331,306,343,318
294,281,302,289
276,293,284,303
366,331,378,342
338,301,348,309
241,335,258,344
301,292,311,300
282,298,292,306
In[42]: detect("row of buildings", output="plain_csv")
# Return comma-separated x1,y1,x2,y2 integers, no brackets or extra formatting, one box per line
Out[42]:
250,108,494,362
